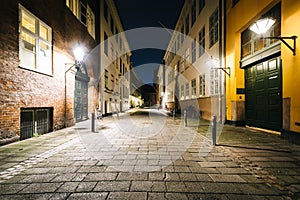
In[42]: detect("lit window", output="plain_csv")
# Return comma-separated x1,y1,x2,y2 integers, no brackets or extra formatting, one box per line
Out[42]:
66,0,95,39
20,6,52,75
66,0,79,16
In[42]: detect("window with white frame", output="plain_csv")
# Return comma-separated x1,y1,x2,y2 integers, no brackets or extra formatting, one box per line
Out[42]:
199,74,205,96
180,85,184,100
20,6,52,75
191,79,196,98
185,83,190,99
185,48,190,69
192,40,196,63
210,69,219,95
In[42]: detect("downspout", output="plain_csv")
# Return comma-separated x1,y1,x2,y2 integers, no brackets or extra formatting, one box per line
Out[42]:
223,0,227,123
218,0,223,123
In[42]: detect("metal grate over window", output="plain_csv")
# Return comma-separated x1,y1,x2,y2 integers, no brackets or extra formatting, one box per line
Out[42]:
20,108,53,140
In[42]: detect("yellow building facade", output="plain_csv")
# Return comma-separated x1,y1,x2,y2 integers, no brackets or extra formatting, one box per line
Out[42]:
226,0,300,140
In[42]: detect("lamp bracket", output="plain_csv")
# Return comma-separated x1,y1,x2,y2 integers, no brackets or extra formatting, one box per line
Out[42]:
264,36,297,56
214,67,231,77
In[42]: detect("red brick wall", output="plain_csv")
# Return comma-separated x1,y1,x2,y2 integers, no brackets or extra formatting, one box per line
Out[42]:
0,0,99,144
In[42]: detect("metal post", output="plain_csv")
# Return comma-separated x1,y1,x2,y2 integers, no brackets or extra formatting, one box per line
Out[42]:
212,115,217,145
184,110,187,127
91,112,95,132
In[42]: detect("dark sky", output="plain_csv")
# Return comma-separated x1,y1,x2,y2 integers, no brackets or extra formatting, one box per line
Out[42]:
114,0,184,84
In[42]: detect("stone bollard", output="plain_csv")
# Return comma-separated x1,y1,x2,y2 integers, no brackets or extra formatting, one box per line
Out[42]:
91,112,95,132
212,115,217,145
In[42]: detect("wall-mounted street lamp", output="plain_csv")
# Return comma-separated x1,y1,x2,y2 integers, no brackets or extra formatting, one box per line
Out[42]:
250,17,297,56
207,56,230,77
64,46,84,127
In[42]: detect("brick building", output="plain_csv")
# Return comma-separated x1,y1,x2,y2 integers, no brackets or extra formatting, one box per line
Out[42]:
0,0,100,144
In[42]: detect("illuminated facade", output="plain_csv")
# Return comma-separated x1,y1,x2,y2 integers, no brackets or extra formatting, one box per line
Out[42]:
162,0,226,121
0,0,100,144
225,0,300,141
99,0,131,115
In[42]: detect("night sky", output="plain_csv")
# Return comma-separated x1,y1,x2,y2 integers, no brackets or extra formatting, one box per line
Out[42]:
115,0,184,84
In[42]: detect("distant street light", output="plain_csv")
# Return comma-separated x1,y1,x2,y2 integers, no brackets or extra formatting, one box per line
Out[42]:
250,17,297,56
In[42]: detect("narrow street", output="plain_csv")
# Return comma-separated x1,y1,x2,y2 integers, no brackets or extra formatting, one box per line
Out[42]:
0,109,299,199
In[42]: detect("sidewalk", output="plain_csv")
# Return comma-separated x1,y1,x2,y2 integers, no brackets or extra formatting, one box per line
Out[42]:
0,110,299,199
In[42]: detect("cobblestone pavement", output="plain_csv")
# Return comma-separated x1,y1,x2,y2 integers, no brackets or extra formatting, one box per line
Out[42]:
0,109,299,199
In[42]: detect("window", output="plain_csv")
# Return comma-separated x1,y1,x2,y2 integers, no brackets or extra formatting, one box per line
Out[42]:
181,25,184,44
177,34,181,51
191,79,196,98
180,85,185,100
185,48,190,69
191,0,196,26
192,40,196,63
104,0,108,22
104,32,108,56
185,14,190,35
199,74,205,96
199,0,205,14
66,0,79,16
79,2,87,25
105,70,108,89
209,8,219,47
20,6,52,75
199,26,205,57
110,15,114,34
87,5,95,39
210,69,219,95
66,0,95,39
232,0,239,7
111,74,114,90
241,4,281,59
185,83,190,99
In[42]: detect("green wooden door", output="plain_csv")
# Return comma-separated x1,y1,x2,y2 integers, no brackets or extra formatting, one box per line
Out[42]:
245,57,282,131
